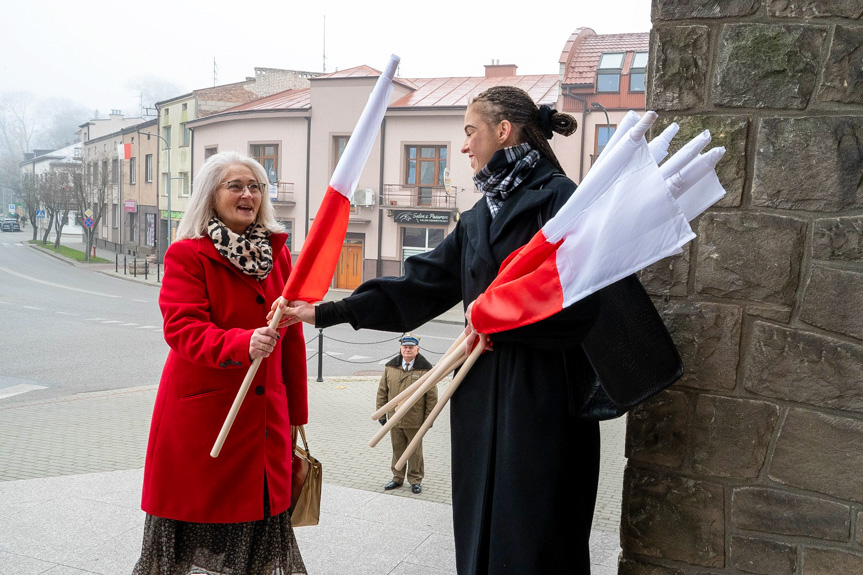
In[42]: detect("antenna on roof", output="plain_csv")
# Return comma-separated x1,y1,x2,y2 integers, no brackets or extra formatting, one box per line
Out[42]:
213,58,219,86
322,15,327,73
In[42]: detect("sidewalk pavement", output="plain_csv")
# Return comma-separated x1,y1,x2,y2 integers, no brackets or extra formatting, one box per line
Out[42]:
2,233,625,574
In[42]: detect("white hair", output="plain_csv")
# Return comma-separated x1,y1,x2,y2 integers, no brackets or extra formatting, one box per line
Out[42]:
175,151,284,240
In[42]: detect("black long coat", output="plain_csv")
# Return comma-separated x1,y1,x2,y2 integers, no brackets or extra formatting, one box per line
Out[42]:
321,158,602,574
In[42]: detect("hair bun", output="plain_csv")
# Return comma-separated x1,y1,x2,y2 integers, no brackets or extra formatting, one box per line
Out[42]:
538,105,577,139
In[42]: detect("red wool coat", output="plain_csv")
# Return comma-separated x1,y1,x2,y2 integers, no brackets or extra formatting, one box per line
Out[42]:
141,233,308,523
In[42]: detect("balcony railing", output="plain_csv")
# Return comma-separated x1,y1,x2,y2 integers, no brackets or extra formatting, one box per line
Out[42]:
269,182,295,204
382,184,456,209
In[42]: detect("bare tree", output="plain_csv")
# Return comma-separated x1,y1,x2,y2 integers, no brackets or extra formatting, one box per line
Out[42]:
39,99,90,150
127,76,183,116
19,172,40,241
75,153,111,260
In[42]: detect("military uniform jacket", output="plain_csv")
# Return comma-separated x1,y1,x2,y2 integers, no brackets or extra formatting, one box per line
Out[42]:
377,353,436,429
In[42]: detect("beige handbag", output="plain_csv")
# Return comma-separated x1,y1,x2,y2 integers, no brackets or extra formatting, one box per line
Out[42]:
289,425,322,527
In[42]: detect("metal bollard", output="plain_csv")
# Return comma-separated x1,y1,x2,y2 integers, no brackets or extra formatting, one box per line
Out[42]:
144,260,148,280
157,262,161,283
133,256,137,278
316,328,324,382
115,253,118,273
123,255,127,275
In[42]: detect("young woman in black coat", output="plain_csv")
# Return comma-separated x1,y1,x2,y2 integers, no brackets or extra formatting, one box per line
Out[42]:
285,86,603,574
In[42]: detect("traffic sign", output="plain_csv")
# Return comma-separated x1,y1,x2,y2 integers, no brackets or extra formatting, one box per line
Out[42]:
36,209,46,218
84,209,93,218
83,217,94,228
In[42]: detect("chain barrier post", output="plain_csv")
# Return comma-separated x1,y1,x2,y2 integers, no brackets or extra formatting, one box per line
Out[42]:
316,328,324,382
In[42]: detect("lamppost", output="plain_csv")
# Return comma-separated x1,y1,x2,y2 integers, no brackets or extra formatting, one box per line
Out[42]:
591,102,611,158
138,130,171,251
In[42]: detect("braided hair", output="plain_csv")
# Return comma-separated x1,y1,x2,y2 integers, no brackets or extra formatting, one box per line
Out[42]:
469,86,577,173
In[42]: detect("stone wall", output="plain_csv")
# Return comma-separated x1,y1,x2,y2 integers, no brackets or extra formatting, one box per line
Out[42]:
621,2,863,574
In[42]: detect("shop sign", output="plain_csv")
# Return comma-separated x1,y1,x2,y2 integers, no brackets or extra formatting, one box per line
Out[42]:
392,210,452,225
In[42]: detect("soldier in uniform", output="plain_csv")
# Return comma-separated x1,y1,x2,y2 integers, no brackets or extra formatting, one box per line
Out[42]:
377,333,436,494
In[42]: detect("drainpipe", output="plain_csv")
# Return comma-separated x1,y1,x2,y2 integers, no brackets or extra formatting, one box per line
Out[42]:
376,118,387,278
565,89,590,182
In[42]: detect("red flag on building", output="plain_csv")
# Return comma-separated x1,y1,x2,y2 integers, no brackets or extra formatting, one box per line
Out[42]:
117,143,131,160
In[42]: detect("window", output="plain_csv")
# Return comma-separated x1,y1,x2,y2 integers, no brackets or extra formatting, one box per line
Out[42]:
112,203,118,228
205,146,218,160
279,221,293,252
145,213,156,246
181,103,187,111
597,52,624,93
182,125,191,147
629,51,648,93
145,154,153,182
401,227,445,272
405,145,447,206
163,108,169,118
129,212,137,242
595,124,617,158
333,136,350,170
162,126,172,147
250,144,279,182
179,172,190,197
129,157,136,185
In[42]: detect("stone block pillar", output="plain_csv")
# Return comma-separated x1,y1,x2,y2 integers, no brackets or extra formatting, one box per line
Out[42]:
621,2,863,573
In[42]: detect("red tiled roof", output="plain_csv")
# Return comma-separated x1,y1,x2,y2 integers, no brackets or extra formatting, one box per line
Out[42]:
561,28,649,86
391,74,559,108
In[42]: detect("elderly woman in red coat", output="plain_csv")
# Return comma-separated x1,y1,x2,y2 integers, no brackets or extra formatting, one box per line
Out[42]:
133,151,308,575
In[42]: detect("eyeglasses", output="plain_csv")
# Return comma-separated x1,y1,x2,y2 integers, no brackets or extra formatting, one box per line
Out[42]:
220,180,264,196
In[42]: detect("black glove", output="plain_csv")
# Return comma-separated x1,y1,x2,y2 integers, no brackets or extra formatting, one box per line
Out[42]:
378,417,387,426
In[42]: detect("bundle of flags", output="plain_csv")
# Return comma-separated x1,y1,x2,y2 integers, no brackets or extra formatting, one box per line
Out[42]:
374,110,728,470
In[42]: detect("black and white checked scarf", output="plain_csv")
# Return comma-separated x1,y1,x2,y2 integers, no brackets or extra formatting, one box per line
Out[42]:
472,143,540,219
207,216,274,281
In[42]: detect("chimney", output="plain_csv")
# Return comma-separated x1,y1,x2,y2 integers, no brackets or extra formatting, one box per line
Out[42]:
484,61,518,78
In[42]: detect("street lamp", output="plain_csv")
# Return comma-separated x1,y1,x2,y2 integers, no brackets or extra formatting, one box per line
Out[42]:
590,102,612,159
138,130,171,251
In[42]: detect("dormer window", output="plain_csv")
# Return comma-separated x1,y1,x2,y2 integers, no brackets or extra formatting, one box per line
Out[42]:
629,51,648,93
597,53,624,93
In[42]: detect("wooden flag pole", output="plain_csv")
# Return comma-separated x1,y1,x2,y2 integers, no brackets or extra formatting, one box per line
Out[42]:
371,332,467,421
395,343,483,470
210,305,286,458
368,347,467,448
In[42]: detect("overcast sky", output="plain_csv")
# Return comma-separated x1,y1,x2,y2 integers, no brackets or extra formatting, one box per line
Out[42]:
1,0,651,117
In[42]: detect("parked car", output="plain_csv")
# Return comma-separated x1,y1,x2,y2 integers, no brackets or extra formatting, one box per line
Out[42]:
1,216,21,232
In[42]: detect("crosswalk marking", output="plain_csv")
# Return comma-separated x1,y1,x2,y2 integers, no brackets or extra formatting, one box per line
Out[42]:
347,355,371,361
0,384,48,400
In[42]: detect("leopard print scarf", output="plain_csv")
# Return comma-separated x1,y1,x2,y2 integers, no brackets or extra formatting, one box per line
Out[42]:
207,217,273,281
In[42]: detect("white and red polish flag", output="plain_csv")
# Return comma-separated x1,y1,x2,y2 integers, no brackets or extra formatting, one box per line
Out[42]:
470,111,726,334
281,54,399,303
117,143,131,160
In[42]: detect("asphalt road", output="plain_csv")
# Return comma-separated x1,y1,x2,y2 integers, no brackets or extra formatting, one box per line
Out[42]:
0,229,464,405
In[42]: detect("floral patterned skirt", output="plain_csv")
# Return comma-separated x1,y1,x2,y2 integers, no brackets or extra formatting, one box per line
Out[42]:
132,487,306,575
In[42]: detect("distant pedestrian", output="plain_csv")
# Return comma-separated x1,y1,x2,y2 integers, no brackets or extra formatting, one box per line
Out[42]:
377,333,436,494
133,151,307,575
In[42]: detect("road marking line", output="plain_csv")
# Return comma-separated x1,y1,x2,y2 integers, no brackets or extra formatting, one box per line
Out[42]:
22,306,41,310
56,311,77,316
0,384,48,400
132,299,151,303
86,318,105,321
119,323,139,326
347,355,371,360
100,320,123,324
0,266,122,298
